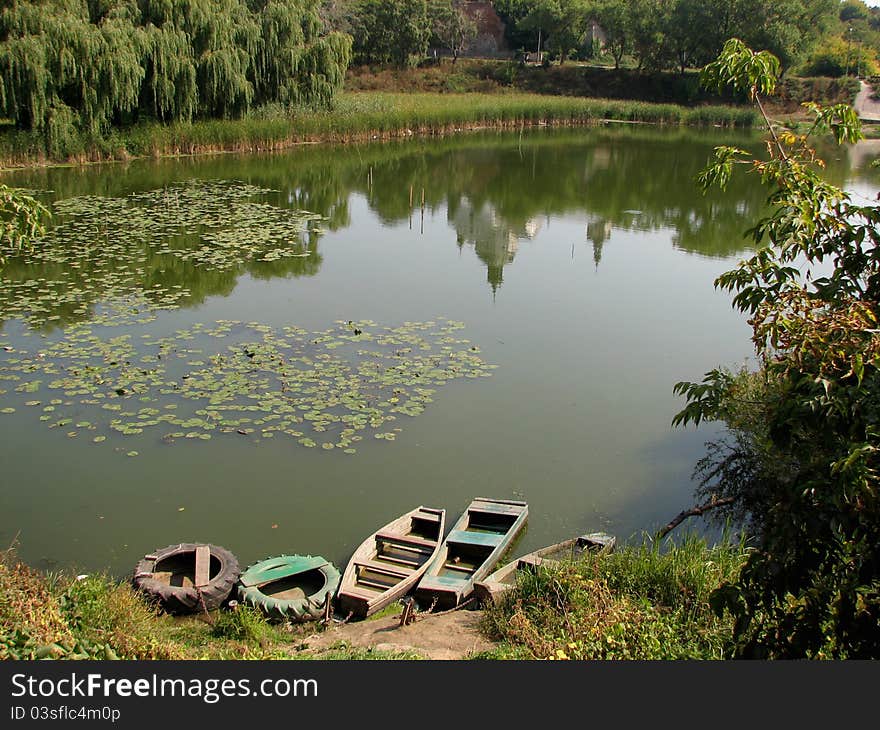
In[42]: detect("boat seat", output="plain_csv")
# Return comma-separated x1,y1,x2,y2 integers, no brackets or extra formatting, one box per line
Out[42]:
377,553,421,567
418,575,466,591
469,500,526,515
413,511,442,523
375,531,435,550
446,529,504,548
356,559,411,578
340,586,380,601
356,576,395,591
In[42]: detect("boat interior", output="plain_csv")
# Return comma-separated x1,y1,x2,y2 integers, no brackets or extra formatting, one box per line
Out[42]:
435,504,522,580
351,509,443,595
259,569,327,601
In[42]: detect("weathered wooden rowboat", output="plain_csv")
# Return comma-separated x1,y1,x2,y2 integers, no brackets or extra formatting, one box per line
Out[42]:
473,532,616,606
336,506,446,618
415,497,528,610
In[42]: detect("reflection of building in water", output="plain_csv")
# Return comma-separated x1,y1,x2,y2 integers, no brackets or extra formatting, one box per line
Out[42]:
450,199,543,292
586,216,613,268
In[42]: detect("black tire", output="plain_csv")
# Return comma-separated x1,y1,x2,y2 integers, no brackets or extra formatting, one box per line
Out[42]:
132,543,240,615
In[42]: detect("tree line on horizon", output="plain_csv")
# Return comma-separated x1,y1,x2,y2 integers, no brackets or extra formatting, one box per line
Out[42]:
0,0,352,141
3,0,876,143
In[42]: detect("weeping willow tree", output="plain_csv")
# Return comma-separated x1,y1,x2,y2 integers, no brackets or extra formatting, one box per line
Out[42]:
0,0,351,144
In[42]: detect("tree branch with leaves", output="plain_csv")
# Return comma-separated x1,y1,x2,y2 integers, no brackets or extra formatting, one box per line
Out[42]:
0,186,49,267
674,38,880,658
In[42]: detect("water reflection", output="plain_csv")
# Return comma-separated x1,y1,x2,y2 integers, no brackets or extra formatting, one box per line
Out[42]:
3,126,876,318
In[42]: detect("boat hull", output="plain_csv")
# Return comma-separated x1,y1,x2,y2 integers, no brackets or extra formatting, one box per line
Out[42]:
473,532,616,606
336,506,446,618
415,498,528,610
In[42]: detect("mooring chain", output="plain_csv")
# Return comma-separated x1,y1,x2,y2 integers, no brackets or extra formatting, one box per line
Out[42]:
400,595,477,624
194,586,214,625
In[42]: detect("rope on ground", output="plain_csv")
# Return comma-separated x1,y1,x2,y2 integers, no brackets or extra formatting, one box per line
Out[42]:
333,610,355,626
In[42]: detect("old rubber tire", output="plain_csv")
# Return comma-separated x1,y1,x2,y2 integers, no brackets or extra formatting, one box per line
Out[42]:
237,555,340,623
132,543,240,615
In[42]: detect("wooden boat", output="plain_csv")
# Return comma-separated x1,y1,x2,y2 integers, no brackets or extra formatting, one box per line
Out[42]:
473,532,616,606
336,506,446,618
414,497,528,610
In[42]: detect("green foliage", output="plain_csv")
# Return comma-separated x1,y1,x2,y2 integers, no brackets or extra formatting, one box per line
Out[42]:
0,0,351,148
429,0,477,62
0,548,309,660
592,0,630,69
518,0,591,65
0,185,49,265
701,38,780,100
481,536,746,659
496,0,836,73
212,605,271,642
800,33,879,78
676,40,880,658
349,0,430,67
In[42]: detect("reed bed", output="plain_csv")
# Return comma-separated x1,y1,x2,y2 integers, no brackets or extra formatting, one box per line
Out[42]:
0,92,758,168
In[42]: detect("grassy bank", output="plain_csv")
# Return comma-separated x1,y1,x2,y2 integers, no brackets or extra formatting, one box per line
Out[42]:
0,91,758,168
478,535,747,660
0,548,416,660
1,536,748,661
348,60,860,110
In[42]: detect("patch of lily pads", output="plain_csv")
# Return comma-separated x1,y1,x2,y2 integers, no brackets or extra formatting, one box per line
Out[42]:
0,180,322,331
0,179,496,456
0,318,494,455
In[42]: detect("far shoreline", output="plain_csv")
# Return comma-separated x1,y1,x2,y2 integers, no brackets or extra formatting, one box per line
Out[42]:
0,91,760,172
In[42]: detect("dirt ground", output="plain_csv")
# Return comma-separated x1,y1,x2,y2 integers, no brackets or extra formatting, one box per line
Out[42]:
298,608,496,660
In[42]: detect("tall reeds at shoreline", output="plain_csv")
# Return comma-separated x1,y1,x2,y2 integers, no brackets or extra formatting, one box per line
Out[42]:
0,92,759,168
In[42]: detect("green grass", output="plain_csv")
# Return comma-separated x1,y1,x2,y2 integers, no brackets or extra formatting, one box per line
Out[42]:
0,91,759,167
0,549,312,660
2,536,750,660
479,534,749,660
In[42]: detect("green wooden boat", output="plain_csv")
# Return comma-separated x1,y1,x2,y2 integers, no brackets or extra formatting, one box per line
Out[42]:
414,497,528,610
237,554,340,622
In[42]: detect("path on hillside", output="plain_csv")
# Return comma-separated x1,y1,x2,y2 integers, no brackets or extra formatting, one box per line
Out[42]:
298,609,496,660
855,80,880,123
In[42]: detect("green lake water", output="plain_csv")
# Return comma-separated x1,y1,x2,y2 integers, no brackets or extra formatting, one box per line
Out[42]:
2,127,878,576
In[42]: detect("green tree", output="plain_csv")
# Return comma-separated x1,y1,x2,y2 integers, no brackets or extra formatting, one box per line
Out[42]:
519,0,591,65
664,0,718,73
429,0,478,63
627,0,668,71
0,0,351,143
493,0,541,52
593,0,630,69
349,0,430,66
840,0,870,23
674,38,880,658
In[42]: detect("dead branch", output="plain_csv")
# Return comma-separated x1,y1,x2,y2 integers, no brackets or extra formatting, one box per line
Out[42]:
656,496,736,539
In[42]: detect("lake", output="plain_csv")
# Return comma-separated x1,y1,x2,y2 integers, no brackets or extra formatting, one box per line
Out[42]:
1,126,878,576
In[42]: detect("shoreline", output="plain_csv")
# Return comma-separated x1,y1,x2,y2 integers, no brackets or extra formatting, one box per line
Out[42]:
0,91,759,172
